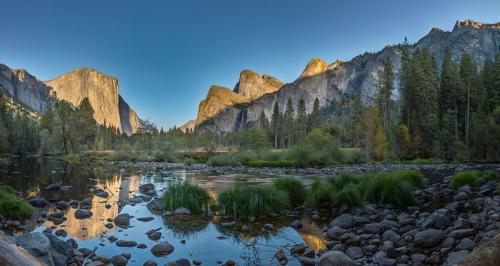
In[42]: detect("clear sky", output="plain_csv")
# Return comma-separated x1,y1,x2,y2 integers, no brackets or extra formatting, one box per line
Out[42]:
1,0,499,129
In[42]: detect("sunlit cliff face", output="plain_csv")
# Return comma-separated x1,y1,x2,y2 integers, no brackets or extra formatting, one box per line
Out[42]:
43,174,141,240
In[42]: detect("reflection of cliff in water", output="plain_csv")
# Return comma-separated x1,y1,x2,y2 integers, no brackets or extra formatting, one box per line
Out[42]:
42,174,141,240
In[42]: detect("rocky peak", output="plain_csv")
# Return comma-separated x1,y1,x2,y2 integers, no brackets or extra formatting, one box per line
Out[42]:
327,60,344,71
196,85,247,125
298,58,328,79
453,19,500,31
44,67,139,135
179,119,195,133
234,70,283,100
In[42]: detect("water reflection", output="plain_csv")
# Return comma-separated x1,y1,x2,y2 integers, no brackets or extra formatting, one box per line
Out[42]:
0,158,327,265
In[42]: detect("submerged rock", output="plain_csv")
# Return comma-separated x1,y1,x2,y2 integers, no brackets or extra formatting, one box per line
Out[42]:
151,242,175,257
29,198,48,208
74,209,93,219
114,213,131,228
111,254,128,266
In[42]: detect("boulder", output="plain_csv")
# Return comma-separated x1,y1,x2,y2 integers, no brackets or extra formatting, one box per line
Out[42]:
147,199,164,214
111,254,128,266
29,198,48,208
415,229,445,248
319,251,353,266
329,214,354,229
327,226,346,240
15,232,53,265
151,242,175,257
75,209,93,219
0,234,46,266
114,213,131,228
139,183,155,193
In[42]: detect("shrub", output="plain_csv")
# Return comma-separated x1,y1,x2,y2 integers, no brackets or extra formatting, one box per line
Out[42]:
393,170,424,188
218,185,289,218
333,184,362,209
273,177,306,207
477,170,498,182
450,171,478,189
306,180,335,208
0,186,33,219
362,173,416,208
330,172,363,189
161,181,212,214
207,151,257,166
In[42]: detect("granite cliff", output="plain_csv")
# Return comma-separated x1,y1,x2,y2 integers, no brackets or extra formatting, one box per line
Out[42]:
0,64,140,135
194,20,500,133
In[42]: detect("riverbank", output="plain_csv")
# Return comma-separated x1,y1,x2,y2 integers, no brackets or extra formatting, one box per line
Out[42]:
0,158,499,265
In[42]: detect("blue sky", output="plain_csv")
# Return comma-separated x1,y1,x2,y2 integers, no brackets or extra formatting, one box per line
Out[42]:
1,0,499,129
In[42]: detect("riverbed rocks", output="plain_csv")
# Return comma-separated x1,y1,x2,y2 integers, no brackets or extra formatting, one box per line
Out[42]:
319,251,353,266
74,209,93,219
114,213,131,228
15,232,75,266
415,229,445,248
150,242,175,256
116,240,137,247
29,198,48,208
147,199,164,214
111,254,128,266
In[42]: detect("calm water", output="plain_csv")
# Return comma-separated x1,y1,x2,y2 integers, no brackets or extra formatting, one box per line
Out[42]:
0,158,327,266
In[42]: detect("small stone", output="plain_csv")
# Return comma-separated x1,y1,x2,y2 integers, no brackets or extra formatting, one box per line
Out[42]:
111,255,128,266
151,242,175,257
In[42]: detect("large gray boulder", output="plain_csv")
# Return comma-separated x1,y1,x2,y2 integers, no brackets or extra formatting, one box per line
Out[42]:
329,214,354,229
15,232,53,266
415,229,445,248
319,251,354,266
0,233,45,266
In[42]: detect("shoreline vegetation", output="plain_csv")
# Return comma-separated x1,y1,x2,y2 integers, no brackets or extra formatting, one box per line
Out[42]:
153,169,500,221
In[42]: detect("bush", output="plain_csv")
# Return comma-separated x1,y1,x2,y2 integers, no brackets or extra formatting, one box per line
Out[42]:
207,151,257,166
450,171,478,189
333,184,362,209
306,180,335,208
273,177,306,207
330,172,364,189
218,185,289,218
393,170,424,188
0,186,33,219
477,170,498,182
362,173,416,208
161,181,212,214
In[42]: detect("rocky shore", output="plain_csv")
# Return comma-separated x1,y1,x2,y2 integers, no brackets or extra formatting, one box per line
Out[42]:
0,162,498,265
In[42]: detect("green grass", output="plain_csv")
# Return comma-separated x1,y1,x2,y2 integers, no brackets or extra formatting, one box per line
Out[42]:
361,173,416,208
450,171,478,189
392,170,424,188
330,172,364,189
306,180,335,208
218,185,289,219
333,184,362,209
0,186,33,220
273,177,306,207
477,170,498,182
161,181,212,214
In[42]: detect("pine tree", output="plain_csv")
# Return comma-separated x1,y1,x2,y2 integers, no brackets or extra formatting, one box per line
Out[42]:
296,98,307,145
309,97,322,130
271,100,281,149
284,98,295,147
377,57,394,131
459,53,478,159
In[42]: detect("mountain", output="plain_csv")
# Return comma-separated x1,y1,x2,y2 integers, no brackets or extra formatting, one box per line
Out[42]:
193,20,500,133
0,64,140,136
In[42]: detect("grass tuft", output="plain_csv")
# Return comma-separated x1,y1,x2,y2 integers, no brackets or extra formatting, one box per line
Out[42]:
218,185,289,219
161,181,212,214
0,186,33,220
361,173,416,208
273,177,306,207
333,184,362,209
306,180,335,208
450,171,478,189
392,170,424,188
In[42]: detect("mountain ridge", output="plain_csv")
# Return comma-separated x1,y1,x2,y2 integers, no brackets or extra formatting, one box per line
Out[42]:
191,19,500,133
